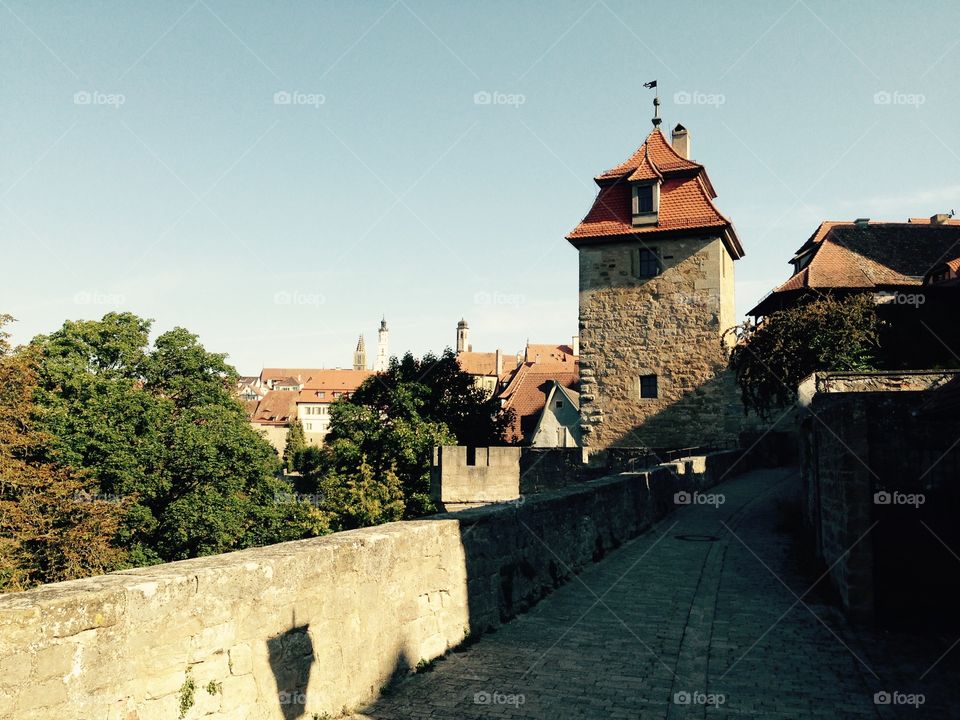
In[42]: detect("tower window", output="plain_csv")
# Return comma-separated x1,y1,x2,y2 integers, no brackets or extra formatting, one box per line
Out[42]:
636,184,654,213
631,247,661,278
639,374,658,399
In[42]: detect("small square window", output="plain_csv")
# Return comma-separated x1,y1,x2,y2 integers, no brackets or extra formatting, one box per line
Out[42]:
631,247,660,278
556,400,563,408
639,374,658,399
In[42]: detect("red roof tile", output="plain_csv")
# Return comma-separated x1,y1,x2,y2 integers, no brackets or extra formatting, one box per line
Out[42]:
567,128,741,257
750,221,960,316
498,362,579,443
249,390,299,425
596,129,701,181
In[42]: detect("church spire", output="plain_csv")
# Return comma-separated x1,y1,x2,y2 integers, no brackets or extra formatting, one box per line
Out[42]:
353,334,367,371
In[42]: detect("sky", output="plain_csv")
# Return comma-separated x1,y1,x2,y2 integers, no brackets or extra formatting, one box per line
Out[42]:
2,0,959,375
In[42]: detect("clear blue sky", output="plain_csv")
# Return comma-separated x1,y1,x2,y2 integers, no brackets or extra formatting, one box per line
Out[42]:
3,0,958,374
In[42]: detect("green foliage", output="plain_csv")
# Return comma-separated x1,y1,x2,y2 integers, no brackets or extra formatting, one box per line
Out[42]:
29,312,319,565
282,419,307,473
0,315,128,592
728,294,880,417
178,668,196,719
297,349,511,530
205,680,222,695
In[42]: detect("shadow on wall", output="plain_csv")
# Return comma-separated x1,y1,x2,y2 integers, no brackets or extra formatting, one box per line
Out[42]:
609,370,746,449
268,613,315,720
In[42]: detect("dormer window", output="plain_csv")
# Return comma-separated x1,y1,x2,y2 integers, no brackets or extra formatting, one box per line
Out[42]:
631,182,659,226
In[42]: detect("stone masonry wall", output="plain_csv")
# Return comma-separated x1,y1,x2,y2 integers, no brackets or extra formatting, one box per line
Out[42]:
0,451,740,720
578,236,742,449
800,372,960,622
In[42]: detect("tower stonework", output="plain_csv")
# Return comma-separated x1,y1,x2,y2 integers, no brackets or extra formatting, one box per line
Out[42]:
567,125,744,449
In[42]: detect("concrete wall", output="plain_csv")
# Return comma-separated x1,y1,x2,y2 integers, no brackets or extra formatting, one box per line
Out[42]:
577,236,743,449
1,451,743,720
800,371,960,623
430,446,521,510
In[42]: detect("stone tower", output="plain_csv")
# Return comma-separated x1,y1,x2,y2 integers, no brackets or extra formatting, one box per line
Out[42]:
456,319,470,353
375,318,389,372
353,334,367,371
566,123,745,448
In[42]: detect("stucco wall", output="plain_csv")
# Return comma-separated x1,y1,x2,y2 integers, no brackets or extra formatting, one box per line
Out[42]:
0,452,741,720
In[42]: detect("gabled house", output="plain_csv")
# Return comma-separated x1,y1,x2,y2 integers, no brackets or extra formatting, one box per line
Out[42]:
529,381,583,448
749,215,960,370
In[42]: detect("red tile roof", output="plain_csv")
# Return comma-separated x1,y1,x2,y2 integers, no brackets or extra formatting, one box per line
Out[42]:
498,362,579,443
249,390,299,425
596,128,701,180
457,352,501,376
567,128,743,258
300,369,374,392
750,221,960,316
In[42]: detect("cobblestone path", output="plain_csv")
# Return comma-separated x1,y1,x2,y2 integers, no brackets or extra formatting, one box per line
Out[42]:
352,467,960,719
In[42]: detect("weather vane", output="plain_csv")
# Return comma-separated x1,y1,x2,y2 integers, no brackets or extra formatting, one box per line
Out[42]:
644,80,661,127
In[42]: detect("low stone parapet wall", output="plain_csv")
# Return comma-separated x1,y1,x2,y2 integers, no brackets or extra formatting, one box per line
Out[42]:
0,450,741,719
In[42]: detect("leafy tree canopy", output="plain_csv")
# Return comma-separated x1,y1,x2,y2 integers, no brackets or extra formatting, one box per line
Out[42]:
0,315,127,591
728,294,880,418
296,349,512,529
29,312,322,566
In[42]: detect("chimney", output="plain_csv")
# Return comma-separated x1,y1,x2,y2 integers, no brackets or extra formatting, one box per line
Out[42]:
495,349,503,376
571,335,580,356
931,213,952,225
671,123,690,159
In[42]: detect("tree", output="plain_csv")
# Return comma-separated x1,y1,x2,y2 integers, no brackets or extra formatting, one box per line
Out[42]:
728,294,880,418
0,315,127,591
282,420,307,473
349,349,512,446
297,349,511,529
29,312,321,566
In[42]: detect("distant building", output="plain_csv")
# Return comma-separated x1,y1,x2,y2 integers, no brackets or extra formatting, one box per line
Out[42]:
497,358,579,445
353,335,367,371
296,369,374,443
248,367,374,450
529,380,583,447
375,318,390,372
248,390,299,453
236,376,266,402
749,215,960,316
749,214,960,371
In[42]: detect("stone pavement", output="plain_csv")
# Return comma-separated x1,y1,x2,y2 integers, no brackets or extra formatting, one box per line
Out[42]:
351,467,960,719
